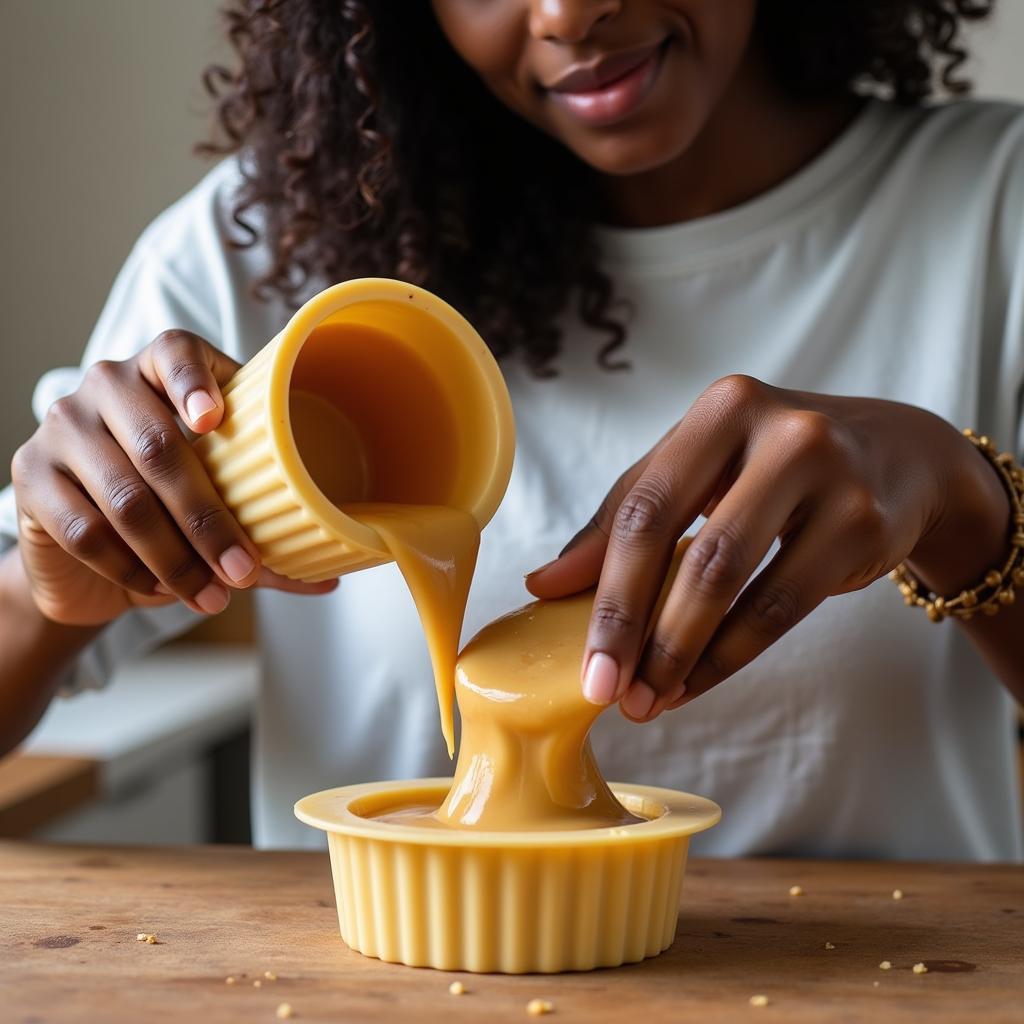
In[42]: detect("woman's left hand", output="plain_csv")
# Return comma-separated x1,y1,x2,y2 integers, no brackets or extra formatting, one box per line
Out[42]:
525,375,1011,722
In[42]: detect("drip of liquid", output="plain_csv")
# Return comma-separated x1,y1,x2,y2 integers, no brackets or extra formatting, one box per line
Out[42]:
345,504,480,758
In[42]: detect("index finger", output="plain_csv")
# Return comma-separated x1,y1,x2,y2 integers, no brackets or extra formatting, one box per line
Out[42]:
579,377,765,708
137,330,242,433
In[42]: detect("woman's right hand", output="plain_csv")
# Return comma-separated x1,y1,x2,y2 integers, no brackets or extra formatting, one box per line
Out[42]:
10,330,337,627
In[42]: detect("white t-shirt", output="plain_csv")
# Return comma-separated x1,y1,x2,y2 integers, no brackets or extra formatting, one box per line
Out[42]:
3,99,1023,859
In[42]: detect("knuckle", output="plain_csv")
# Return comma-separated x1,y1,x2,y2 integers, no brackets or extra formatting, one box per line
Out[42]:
181,503,227,543
152,328,193,354
612,482,670,543
44,395,80,429
10,443,33,486
119,560,146,588
706,373,764,411
134,421,183,474
164,358,210,392
164,554,204,587
843,487,890,549
591,597,637,638
83,359,120,387
748,578,803,636
105,477,157,530
59,511,107,561
700,643,733,683
683,525,748,598
645,634,690,676
780,409,841,461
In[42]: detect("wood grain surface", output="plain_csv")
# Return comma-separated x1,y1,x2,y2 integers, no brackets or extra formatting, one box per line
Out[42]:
2,841,1021,1023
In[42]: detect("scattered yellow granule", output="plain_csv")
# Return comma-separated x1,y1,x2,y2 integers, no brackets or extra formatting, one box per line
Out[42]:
825,942,836,950
789,885,803,897
253,979,263,988
448,981,466,996
749,995,769,1008
136,933,158,944
225,976,236,985
276,1004,294,1020
892,889,904,900
912,963,928,975
527,998,554,1016
264,971,278,981
879,961,892,970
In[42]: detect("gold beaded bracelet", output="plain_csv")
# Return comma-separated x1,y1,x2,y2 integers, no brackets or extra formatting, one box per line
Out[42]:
890,429,1024,622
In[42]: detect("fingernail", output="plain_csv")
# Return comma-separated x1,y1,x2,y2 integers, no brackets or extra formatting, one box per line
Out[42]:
153,582,172,596
622,681,657,720
219,544,256,583
524,558,557,580
185,389,218,426
582,651,620,705
195,581,230,615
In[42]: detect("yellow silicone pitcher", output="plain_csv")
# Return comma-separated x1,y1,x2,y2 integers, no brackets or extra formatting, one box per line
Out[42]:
194,279,515,582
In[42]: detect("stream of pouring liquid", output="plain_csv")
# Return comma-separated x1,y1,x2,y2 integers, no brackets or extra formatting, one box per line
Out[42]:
343,503,481,759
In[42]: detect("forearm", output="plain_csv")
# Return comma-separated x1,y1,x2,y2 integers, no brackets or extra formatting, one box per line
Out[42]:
0,547,100,754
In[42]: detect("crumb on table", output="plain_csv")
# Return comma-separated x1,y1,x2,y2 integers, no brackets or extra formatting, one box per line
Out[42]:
265,971,278,981
276,1004,294,1020
449,981,466,996
225,976,236,985
527,998,554,1016
789,885,803,896
913,962,929,974
136,933,158,944
749,994,769,1008
824,942,836,950
892,889,904,900
879,961,893,970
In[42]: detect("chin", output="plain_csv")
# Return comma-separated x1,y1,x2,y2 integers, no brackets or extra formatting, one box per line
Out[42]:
568,125,695,178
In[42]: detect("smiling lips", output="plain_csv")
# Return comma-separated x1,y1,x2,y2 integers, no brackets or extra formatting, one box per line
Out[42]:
546,39,668,126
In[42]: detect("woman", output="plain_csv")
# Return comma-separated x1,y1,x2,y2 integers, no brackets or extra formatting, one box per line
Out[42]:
2,0,1022,858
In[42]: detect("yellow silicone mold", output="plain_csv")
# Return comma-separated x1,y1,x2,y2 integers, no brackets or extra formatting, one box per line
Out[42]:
194,279,515,582
294,778,721,974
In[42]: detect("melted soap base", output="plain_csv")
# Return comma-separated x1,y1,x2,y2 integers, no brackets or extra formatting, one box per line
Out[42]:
375,591,641,832
345,503,481,758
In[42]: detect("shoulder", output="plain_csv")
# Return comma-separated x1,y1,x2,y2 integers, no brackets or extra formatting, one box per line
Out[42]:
870,100,1024,264
132,156,271,285
878,99,1024,199
81,156,283,367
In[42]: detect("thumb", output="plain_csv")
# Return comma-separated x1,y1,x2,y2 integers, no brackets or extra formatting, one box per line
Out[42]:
524,520,609,600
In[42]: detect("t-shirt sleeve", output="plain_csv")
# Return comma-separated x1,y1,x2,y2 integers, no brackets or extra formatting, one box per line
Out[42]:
0,162,249,693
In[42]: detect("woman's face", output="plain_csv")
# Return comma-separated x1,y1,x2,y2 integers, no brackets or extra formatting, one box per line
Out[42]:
431,0,759,177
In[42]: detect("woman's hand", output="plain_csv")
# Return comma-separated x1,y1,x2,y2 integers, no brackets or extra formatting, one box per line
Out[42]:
11,330,337,627
526,375,1012,722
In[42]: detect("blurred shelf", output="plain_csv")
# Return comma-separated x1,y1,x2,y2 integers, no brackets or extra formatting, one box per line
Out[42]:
0,644,258,839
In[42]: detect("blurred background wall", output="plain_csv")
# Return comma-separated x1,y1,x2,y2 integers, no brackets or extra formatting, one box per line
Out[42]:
2,1,1024,474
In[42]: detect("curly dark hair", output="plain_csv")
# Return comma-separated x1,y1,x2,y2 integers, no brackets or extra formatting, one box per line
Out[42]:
200,0,994,375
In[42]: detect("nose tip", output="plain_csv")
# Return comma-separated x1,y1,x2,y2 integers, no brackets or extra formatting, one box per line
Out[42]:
528,0,621,44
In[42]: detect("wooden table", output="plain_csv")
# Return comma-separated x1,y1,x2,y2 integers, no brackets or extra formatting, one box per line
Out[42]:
2,842,1021,1023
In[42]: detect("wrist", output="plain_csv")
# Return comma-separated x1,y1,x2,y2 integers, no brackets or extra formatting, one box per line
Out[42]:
907,433,1012,596
0,546,100,648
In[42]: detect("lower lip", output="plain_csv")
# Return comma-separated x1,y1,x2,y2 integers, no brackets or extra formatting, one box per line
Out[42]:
549,42,667,127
